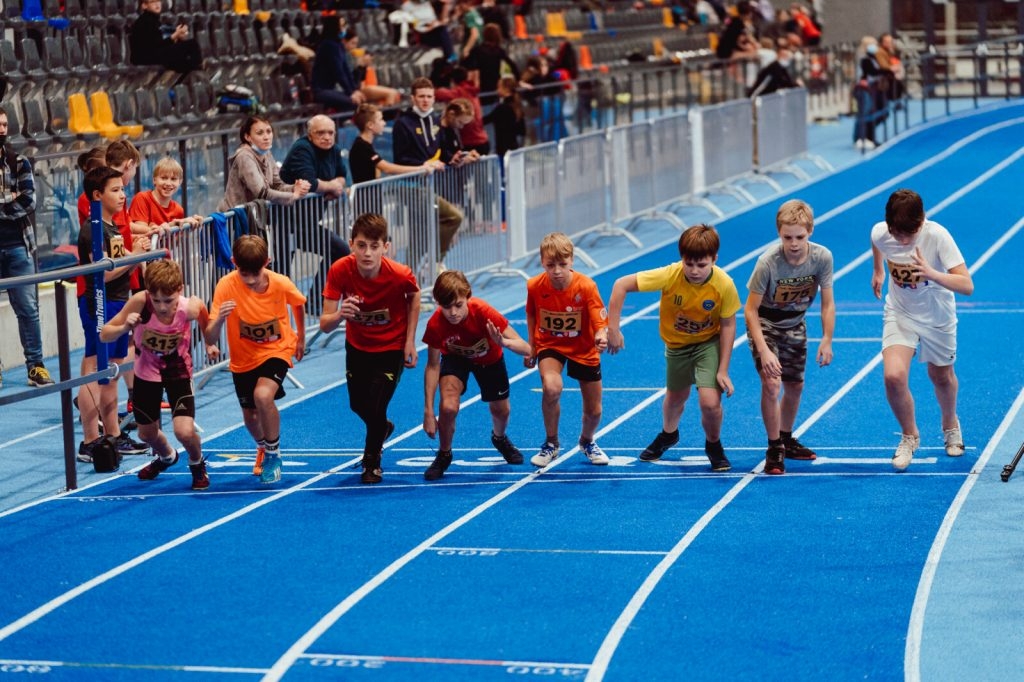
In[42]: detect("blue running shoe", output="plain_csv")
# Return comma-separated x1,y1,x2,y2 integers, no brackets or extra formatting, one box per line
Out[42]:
260,453,282,484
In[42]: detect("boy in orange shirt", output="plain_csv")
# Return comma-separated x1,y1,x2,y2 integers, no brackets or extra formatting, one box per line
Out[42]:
128,157,204,239
421,270,532,480
205,235,307,484
319,213,420,484
526,232,610,468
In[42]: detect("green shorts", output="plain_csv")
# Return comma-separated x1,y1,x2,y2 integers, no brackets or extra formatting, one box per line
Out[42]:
665,338,720,392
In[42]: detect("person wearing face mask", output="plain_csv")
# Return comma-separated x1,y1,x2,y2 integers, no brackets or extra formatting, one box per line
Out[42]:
311,15,366,113
0,106,54,389
747,44,801,98
853,35,892,150
219,116,310,212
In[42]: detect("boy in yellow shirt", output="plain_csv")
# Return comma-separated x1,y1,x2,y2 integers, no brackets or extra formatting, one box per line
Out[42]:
607,224,740,470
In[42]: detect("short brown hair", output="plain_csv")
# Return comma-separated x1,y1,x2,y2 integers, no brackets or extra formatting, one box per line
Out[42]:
776,199,814,233
145,259,184,295
410,77,434,95
678,224,720,260
353,103,381,132
232,234,269,273
105,140,139,168
351,213,388,242
432,270,472,307
539,232,574,261
885,189,925,236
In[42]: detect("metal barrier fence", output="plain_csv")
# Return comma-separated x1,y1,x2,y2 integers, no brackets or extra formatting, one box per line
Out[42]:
755,88,810,175
689,99,755,197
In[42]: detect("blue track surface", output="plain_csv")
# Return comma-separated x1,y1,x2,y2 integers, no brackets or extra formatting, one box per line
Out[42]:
2,102,1024,680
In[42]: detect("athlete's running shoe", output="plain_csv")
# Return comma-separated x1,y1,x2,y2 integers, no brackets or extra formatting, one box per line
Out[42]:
491,432,523,464
639,430,679,461
116,433,150,455
705,440,731,472
259,452,282,484
138,451,180,480
580,440,609,465
892,434,920,471
424,450,453,480
361,451,383,484
253,445,265,476
530,441,559,467
782,435,816,460
27,363,54,387
943,424,965,457
764,443,785,475
190,458,210,490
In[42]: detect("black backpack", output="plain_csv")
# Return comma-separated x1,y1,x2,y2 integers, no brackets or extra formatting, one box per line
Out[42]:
91,435,122,473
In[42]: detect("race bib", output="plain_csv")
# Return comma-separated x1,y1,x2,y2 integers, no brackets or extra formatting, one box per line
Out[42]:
447,337,490,358
351,307,391,326
772,278,816,304
887,260,925,290
239,317,282,343
539,308,581,337
108,235,126,258
139,329,182,356
673,311,714,335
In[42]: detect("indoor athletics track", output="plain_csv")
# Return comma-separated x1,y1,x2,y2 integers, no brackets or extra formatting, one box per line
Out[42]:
2,102,1024,681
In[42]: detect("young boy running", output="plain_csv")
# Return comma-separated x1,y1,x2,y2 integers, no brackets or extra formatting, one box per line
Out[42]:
319,213,420,484
870,189,973,470
421,270,532,480
100,260,216,489
607,224,739,471
76,166,152,463
525,232,610,468
745,200,835,475
205,235,307,484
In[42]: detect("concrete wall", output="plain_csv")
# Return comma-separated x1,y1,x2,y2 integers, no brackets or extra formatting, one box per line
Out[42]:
820,0,892,45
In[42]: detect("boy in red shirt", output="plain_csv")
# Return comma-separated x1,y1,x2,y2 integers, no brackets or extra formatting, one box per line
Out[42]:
421,270,531,480
205,235,307,484
526,232,610,468
320,213,420,484
128,157,203,239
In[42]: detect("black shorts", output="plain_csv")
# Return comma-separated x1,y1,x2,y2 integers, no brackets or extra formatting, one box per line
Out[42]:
232,357,289,409
132,377,195,425
537,349,602,383
440,354,511,402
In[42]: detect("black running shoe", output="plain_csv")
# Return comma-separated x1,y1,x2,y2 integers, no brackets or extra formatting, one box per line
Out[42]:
190,458,210,490
764,443,785,475
491,433,523,464
116,433,150,455
424,450,453,481
138,451,180,480
361,452,383,484
705,440,732,472
639,430,680,461
782,435,816,460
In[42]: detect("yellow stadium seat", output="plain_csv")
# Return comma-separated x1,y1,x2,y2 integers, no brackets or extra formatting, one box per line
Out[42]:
89,91,143,139
68,93,100,135
546,12,567,37
233,0,250,14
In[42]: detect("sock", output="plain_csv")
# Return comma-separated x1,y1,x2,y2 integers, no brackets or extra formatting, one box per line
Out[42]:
265,437,280,457
706,439,723,452
663,429,678,438
256,438,267,450
579,437,592,446
768,438,783,448
780,430,793,441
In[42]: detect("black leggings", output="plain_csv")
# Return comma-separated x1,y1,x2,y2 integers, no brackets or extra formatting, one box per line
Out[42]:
345,342,404,456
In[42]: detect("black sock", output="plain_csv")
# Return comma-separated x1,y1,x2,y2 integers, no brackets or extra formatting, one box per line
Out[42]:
769,438,783,448
547,436,559,447
780,430,793,441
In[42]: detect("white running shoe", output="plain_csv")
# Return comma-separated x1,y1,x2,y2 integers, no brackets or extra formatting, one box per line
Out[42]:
943,424,965,457
581,440,609,465
892,434,920,471
531,442,559,467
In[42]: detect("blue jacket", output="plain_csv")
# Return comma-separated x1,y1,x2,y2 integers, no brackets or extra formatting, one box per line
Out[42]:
280,136,347,193
392,107,440,166
311,39,358,97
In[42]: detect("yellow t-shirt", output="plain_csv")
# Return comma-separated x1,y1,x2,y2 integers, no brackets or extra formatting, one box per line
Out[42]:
635,263,740,347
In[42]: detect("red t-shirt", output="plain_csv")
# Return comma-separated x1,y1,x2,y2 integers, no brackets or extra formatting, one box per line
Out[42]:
322,255,419,353
422,297,508,366
129,190,184,227
526,271,608,366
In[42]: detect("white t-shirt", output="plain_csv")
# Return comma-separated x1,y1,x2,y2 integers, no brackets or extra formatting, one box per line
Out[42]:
401,0,439,32
870,219,965,327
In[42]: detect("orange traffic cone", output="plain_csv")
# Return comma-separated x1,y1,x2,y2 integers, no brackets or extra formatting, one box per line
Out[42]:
364,64,378,87
514,15,528,39
578,45,593,70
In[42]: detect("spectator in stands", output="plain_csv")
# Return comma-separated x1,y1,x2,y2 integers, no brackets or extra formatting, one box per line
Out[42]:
0,106,54,389
350,103,446,185
391,78,464,266
747,45,801,97
128,0,203,82
128,157,203,239
877,33,906,103
311,15,366,113
483,76,526,157
456,0,485,61
435,67,491,155
789,3,821,47
218,116,310,211
464,23,520,100
479,0,511,40
437,99,482,166
715,1,759,60
853,36,890,150
279,114,352,294
342,29,402,107
401,0,456,60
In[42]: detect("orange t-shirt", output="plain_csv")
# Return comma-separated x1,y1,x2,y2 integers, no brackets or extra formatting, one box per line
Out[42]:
526,271,608,366
211,270,307,373
129,190,184,227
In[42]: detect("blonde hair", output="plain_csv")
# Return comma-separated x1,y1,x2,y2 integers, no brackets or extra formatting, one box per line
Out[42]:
776,199,814,233
539,232,574,261
152,157,183,181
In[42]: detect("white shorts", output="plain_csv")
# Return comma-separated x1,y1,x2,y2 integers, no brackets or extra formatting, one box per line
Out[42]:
882,308,957,366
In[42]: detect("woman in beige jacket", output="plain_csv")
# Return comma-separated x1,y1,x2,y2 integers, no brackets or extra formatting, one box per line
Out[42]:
218,116,310,211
